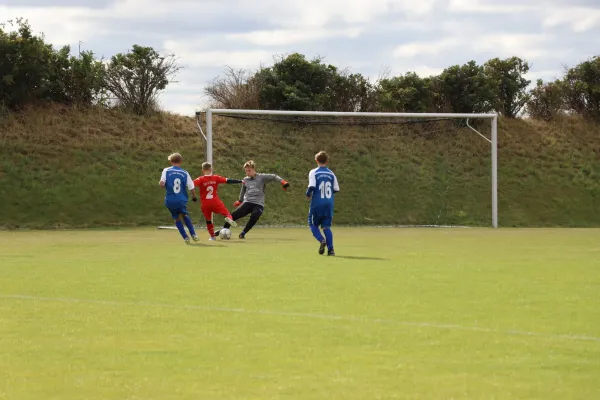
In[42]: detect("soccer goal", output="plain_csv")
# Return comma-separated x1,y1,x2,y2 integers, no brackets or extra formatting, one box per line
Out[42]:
195,110,498,228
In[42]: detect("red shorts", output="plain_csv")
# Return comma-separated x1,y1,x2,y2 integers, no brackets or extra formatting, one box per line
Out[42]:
201,200,230,220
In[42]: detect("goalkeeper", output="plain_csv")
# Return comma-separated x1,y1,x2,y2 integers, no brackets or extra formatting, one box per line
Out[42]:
215,160,289,239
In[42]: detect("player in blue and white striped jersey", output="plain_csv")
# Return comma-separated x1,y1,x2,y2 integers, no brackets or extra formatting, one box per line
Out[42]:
159,153,199,244
306,151,340,256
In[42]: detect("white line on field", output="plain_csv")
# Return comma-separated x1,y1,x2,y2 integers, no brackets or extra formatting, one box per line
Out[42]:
1,294,599,343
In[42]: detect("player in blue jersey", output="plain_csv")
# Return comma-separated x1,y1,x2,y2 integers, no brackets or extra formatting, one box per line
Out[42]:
306,151,340,256
159,153,200,244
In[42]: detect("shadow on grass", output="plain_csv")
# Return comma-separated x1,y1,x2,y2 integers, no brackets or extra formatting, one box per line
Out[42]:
334,255,387,261
244,238,298,242
186,242,224,248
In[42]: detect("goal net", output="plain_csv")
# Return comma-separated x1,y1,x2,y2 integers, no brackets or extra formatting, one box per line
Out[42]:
196,110,498,228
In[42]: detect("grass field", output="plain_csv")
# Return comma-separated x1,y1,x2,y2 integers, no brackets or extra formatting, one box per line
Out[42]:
1,227,600,399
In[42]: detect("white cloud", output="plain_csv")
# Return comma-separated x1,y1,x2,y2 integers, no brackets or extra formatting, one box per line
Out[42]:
0,6,97,46
103,0,222,19
393,38,461,58
159,95,205,116
524,69,564,84
448,0,537,13
228,28,362,46
105,0,438,30
250,0,437,27
543,7,600,32
472,34,551,59
163,40,273,69
409,66,445,77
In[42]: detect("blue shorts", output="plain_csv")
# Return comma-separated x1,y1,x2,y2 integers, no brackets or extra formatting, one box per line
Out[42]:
308,206,333,229
165,200,189,220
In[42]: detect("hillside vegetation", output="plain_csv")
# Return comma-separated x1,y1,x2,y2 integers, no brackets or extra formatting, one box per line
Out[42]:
0,106,598,229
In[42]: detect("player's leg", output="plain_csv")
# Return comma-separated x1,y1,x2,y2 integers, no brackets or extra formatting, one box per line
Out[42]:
214,200,238,227
202,206,216,240
239,204,264,238
168,207,189,242
217,202,253,236
322,217,334,256
180,206,198,242
308,212,327,254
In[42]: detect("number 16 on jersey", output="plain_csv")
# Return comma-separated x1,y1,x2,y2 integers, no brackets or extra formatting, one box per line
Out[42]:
319,181,333,199
308,167,339,206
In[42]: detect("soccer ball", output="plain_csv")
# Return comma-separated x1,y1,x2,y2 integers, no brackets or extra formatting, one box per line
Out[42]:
219,228,232,240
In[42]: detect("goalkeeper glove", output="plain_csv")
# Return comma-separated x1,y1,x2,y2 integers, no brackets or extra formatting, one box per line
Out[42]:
234,200,242,208
281,180,289,190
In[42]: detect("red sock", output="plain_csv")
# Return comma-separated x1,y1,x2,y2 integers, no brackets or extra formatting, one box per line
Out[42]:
207,223,215,237
226,214,233,220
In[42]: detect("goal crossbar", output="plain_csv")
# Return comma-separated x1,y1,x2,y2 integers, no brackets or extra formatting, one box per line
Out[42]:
198,109,499,228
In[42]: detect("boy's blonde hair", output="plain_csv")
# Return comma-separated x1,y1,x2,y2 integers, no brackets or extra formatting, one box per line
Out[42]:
315,151,329,164
202,162,212,171
168,153,183,163
243,160,256,170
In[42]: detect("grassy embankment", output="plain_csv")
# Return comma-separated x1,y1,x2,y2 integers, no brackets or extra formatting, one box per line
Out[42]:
0,106,598,228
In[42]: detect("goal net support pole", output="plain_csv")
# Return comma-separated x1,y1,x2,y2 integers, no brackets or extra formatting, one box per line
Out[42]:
201,109,499,228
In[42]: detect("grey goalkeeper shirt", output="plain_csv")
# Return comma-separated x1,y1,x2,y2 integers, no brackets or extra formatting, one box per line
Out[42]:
239,173,285,206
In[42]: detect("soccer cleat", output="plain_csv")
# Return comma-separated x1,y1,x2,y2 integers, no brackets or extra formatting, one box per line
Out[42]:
214,229,221,237
192,235,200,242
318,240,327,255
184,237,191,245
238,231,246,239
224,217,238,227
208,236,216,241
327,249,335,256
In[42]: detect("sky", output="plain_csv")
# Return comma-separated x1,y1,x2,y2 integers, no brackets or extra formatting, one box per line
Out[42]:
1,0,599,116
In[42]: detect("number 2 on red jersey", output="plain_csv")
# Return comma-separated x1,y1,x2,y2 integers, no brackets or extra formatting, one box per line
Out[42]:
206,185,214,200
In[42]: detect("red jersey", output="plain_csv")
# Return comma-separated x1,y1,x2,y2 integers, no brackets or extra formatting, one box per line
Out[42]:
193,175,228,203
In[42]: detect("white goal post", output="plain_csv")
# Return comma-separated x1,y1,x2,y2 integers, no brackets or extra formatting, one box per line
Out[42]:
196,109,499,228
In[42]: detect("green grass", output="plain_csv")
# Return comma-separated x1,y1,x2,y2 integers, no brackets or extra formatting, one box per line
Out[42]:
1,227,599,399
1,107,599,228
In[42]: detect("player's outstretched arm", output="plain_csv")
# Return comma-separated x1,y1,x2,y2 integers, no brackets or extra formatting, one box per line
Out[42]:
261,173,289,188
213,175,242,185
261,173,281,182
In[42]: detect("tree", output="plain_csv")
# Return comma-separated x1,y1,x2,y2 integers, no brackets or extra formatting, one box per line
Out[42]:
438,61,496,114
0,18,105,109
563,56,600,121
204,66,263,109
255,53,379,112
0,19,56,108
65,50,106,106
258,53,338,111
525,79,565,120
484,57,530,117
103,45,180,115
376,72,434,112
325,70,376,112
47,47,106,106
